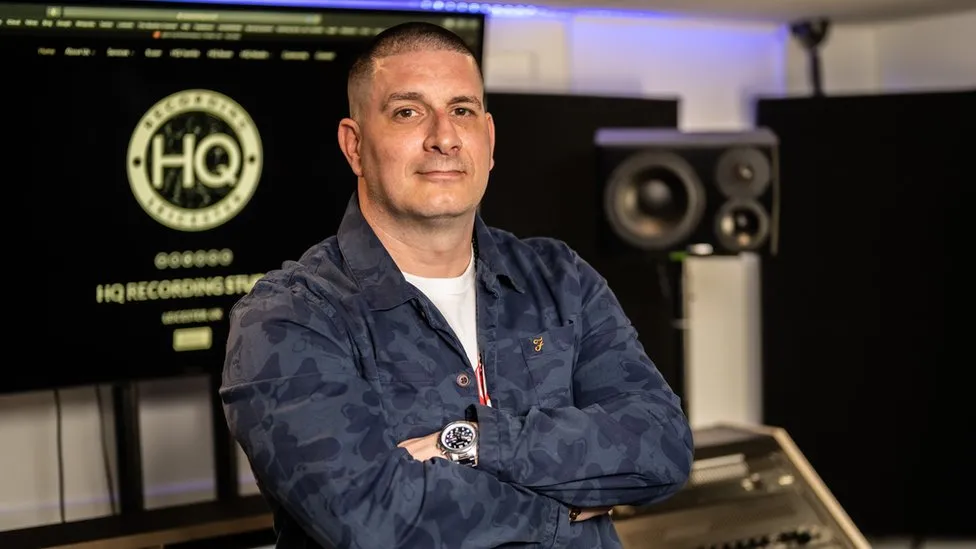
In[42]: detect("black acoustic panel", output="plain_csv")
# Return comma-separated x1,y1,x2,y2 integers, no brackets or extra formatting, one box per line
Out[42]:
481,92,683,395
755,89,975,539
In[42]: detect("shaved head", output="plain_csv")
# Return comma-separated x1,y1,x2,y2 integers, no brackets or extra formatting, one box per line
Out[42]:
346,21,484,120
336,20,495,238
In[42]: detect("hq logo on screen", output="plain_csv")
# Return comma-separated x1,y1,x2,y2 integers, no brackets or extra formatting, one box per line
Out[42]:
126,89,263,232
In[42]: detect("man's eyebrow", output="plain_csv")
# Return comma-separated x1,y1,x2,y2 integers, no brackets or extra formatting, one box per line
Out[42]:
382,91,424,111
381,92,484,112
449,95,484,110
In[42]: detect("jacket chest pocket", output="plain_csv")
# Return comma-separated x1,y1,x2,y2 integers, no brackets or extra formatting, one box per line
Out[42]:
519,323,578,408
372,360,447,438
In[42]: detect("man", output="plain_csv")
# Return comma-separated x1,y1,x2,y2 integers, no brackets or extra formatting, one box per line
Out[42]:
221,21,694,549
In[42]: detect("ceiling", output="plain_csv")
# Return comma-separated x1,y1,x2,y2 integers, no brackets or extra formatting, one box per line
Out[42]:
530,0,976,23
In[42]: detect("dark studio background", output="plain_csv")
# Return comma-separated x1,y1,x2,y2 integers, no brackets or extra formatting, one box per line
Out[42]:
756,89,975,539
3,0,974,544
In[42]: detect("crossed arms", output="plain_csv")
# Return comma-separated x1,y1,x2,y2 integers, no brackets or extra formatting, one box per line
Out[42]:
220,253,694,549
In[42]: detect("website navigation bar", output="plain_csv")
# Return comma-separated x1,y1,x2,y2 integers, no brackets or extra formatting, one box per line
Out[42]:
0,3,482,47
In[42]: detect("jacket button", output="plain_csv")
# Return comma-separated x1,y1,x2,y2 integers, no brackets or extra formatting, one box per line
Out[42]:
456,373,471,387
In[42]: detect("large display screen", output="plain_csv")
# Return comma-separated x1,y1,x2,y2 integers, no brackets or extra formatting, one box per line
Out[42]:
2,0,485,394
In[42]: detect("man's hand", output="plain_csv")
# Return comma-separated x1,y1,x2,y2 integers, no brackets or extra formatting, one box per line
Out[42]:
573,507,614,522
397,432,445,462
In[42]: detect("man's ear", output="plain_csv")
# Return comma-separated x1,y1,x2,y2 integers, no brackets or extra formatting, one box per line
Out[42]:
486,112,496,171
337,117,363,177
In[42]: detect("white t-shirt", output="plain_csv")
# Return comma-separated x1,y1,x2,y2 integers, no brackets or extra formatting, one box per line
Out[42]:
402,251,479,371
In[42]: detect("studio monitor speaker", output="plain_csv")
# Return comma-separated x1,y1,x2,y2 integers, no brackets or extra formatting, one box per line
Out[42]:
595,128,780,256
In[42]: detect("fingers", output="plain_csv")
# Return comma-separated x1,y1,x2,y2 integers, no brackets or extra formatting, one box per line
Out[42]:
397,432,444,462
574,507,613,522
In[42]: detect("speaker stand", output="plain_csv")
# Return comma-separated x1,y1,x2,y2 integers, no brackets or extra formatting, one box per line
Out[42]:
655,255,688,417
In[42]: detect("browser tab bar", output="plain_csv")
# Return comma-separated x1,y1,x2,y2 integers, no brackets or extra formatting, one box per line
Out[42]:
60,6,323,25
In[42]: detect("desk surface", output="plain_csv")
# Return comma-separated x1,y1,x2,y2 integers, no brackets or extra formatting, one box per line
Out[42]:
0,495,272,549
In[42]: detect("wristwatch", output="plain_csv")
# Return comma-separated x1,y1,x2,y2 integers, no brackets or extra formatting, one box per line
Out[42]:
437,420,479,467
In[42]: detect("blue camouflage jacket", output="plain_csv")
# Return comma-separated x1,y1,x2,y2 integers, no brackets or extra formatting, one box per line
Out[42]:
221,193,694,549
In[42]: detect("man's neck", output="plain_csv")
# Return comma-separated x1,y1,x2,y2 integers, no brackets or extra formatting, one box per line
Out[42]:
360,196,475,279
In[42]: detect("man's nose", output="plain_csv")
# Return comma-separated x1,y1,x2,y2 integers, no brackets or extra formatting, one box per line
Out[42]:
424,111,462,154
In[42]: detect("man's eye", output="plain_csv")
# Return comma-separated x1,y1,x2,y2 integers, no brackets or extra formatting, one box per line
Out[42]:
394,109,415,118
454,108,473,116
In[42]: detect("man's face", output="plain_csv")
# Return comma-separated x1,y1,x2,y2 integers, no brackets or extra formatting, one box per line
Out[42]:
344,49,495,223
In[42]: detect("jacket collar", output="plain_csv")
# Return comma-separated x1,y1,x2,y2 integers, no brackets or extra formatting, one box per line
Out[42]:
336,193,524,310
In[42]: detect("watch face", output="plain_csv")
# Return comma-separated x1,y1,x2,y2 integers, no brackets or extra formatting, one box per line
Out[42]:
442,424,476,452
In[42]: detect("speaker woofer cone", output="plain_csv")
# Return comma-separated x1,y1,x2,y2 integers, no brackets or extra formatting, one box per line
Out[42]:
714,199,770,251
604,151,706,251
716,147,771,198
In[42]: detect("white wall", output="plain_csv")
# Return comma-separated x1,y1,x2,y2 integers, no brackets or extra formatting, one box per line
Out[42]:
485,11,788,130
3,6,973,533
786,8,976,95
